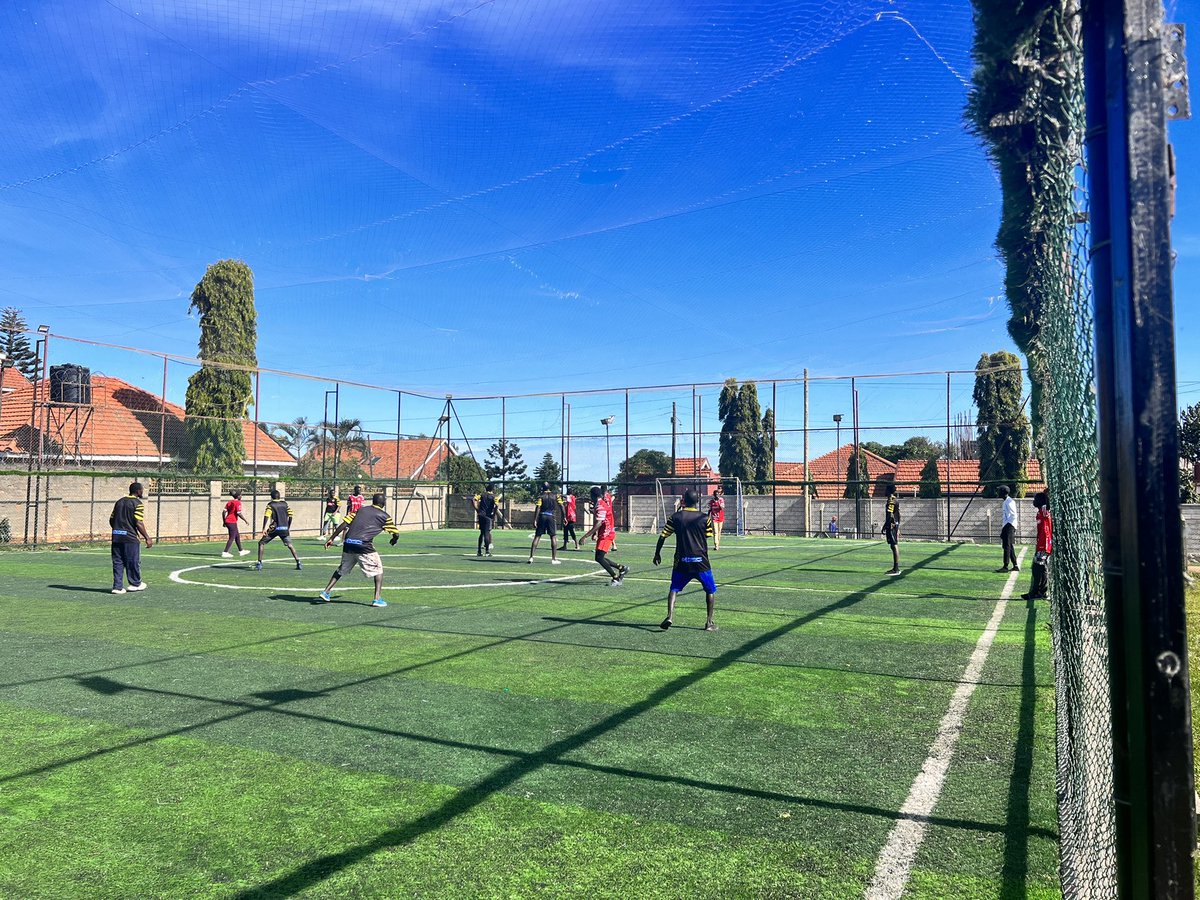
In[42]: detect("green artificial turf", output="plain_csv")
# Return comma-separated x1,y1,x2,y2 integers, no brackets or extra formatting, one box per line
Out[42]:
0,530,1058,898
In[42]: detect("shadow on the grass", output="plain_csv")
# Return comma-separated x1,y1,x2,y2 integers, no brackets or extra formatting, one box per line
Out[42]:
7,541,1044,898
230,544,971,898
47,584,129,595
539,615,660,633
1000,595,1042,898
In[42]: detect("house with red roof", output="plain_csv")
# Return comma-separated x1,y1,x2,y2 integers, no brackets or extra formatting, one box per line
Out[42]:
801,444,897,499
892,458,1045,496
0,370,295,474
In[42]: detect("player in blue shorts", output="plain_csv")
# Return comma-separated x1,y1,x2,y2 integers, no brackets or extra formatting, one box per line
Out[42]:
653,488,717,632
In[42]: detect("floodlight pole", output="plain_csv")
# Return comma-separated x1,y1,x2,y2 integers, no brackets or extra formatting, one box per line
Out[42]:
331,384,341,490
624,390,630,528
803,369,810,536
1086,0,1196,896
833,414,842,536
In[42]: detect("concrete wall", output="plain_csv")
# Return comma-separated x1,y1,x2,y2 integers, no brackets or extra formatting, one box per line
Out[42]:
628,490,1044,544
0,474,444,545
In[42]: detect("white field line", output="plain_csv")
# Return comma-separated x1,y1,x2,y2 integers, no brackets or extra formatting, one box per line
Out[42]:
865,548,1027,900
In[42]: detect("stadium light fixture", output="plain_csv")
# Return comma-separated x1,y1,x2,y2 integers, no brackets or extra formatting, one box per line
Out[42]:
36,324,49,333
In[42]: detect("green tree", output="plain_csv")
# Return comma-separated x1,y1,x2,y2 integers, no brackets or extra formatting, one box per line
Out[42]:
484,439,528,495
974,350,1031,497
918,456,943,498
0,307,38,379
967,1,1082,429
437,453,487,494
718,379,771,494
533,452,562,487
616,448,672,488
184,260,257,474
1180,403,1200,469
844,446,871,499
1180,403,1200,503
272,416,318,460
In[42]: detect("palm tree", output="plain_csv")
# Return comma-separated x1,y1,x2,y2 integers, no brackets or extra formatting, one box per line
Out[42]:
320,417,370,468
271,416,319,460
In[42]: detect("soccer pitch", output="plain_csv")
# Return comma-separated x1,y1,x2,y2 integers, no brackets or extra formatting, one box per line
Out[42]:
0,531,1058,898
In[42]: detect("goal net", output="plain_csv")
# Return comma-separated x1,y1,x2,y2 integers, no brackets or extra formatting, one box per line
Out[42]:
653,477,743,536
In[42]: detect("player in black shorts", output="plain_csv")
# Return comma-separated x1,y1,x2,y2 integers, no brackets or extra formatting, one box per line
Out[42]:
473,484,498,557
883,483,901,575
527,482,561,565
256,489,302,571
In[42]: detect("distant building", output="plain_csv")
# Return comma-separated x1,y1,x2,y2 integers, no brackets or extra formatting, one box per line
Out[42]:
0,370,295,475
303,436,455,481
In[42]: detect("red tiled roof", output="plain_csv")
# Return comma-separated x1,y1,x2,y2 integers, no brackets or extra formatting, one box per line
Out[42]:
774,461,809,495
670,456,720,480
803,444,897,499
359,438,455,481
892,458,1045,496
0,374,294,467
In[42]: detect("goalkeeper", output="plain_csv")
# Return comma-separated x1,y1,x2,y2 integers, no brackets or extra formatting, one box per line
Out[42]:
319,492,400,608
653,488,718,631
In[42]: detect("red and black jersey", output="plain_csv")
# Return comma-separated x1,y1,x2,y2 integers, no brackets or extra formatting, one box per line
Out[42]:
1036,506,1052,554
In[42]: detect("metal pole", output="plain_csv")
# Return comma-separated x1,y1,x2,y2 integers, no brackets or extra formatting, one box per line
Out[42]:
251,370,261,528
624,389,630,527
501,397,507,503
560,394,566,488
156,355,167,542
772,381,777,536
1088,0,1196,894
565,403,571,487
26,337,44,546
671,401,677,475
803,369,810,536
331,383,340,490
692,385,698,471
835,416,841,538
852,382,861,540
946,372,952,542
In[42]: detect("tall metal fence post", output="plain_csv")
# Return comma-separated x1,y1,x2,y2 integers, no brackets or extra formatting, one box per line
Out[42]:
1087,0,1196,895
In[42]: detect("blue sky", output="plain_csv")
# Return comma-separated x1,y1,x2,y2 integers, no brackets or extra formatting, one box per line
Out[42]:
0,0,1196,480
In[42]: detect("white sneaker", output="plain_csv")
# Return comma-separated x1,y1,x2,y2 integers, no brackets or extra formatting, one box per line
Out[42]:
239,549,251,556
126,583,147,592
111,588,126,595
221,551,233,558
550,559,562,566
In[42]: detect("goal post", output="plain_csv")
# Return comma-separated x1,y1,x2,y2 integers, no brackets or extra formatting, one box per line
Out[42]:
653,477,743,536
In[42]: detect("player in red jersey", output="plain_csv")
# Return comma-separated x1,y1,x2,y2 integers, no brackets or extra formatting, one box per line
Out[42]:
1021,491,1052,600
582,485,627,586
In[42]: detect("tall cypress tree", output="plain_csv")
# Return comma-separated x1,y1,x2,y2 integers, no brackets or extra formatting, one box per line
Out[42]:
719,379,772,493
974,350,1031,497
184,260,257,474
0,308,38,378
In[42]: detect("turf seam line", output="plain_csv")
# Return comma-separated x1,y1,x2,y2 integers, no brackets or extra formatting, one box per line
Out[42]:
864,548,1026,900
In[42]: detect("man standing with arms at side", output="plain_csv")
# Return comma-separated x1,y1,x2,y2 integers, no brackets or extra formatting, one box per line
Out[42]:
319,492,400,607
653,488,717,631
996,485,1020,573
527,482,561,565
1021,491,1052,600
110,481,152,594
883,482,901,575
473,483,498,557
